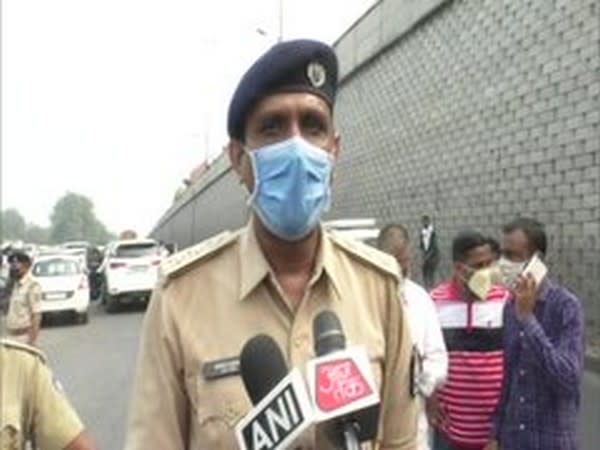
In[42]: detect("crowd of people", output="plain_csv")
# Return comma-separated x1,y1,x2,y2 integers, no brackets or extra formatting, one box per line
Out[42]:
0,37,586,450
378,217,585,450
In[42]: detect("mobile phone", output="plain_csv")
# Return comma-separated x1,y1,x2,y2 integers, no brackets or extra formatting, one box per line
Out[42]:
521,252,548,286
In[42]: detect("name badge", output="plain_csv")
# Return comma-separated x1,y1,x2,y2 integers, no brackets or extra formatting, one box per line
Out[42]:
202,357,240,380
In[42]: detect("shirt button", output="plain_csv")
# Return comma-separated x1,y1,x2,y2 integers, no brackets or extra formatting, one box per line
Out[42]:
519,331,524,338
294,335,307,348
519,369,526,376
519,424,525,431
520,396,525,403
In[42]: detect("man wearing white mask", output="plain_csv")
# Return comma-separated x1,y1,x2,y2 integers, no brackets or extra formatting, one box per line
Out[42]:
429,231,510,450
486,217,584,450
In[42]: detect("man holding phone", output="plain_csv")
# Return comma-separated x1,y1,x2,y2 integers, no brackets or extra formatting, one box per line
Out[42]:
487,217,585,450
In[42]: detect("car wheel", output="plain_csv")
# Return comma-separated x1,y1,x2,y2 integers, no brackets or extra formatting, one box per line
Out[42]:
105,294,119,313
76,312,89,324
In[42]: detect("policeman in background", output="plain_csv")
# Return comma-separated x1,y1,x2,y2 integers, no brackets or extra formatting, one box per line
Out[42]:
5,251,41,345
0,337,96,449
126,39,417,449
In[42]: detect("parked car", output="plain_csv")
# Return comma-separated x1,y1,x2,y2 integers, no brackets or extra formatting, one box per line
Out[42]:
22,243,39,260
62,248,88,269
35,245,63,258
324,218,380,245
0,274,11,314
59,241,91,268
32,255,90,324
99,239,162,312
60,241,91,251
0,274,7,295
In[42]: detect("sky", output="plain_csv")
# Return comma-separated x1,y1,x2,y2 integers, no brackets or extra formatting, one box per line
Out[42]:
1,0,376,237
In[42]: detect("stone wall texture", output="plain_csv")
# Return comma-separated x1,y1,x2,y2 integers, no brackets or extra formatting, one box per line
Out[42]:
152,0,600,342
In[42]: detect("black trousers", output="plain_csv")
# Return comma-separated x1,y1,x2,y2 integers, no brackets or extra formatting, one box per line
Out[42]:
422,253,439,290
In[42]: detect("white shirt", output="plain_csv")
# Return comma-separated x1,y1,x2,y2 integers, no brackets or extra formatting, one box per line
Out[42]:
401,278,448,450
421,224,434,252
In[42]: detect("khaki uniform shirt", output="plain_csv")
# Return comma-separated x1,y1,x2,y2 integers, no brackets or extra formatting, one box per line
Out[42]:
6,272,41,331
0,339,84,450
126,222,417,449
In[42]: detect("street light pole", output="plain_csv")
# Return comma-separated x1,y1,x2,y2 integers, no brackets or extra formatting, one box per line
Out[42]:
278,0,283,42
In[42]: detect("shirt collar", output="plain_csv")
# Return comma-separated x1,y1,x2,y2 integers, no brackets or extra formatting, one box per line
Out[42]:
316,229,344,302
238,218,343,302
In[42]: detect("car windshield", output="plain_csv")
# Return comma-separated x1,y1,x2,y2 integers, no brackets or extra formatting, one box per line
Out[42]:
33,259,80,277
115,244,158,258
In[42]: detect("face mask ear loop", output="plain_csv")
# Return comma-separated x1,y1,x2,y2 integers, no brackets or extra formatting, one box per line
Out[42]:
245,149,260,207
322,153,334,213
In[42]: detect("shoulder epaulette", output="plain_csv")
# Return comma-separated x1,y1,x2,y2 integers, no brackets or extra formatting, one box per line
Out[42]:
0,338,47,363
161,230,239,281
327,231,401,281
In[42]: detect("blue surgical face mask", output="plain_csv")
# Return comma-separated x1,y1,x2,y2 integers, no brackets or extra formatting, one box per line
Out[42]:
246,136,333,241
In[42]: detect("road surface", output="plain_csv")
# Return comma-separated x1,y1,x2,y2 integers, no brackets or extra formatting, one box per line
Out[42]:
38,303,599,449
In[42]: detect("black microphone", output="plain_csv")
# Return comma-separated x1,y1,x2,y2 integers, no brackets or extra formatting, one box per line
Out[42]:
236,334,314,450
240,334,288,405
312,310,380,450
314,310,346,356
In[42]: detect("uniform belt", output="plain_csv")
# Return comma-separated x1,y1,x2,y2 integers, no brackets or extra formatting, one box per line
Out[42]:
7,326,31,335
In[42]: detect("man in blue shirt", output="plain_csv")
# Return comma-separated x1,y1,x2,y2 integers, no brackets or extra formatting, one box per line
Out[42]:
486,217,584,450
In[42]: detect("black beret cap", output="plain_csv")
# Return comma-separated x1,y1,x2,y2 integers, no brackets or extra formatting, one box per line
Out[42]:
227,39,338,140
8,250,31,265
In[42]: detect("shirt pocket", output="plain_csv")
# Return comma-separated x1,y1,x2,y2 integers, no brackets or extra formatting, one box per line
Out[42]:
187,373,248,448
0,408,23,450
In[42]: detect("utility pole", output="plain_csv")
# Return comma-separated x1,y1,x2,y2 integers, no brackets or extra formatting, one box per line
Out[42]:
278,0,283,42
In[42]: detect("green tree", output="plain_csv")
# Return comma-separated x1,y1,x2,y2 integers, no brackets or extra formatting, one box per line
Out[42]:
25,223,51,244
49,192,113,245
0,208,26,241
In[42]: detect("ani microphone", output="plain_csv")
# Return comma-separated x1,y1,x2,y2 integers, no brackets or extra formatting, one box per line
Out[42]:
235,334,313,450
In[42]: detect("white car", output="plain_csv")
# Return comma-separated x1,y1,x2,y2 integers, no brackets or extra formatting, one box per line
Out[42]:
32,255,90,324
324,218,380,244
60,240,90,251
60,241,91,268
100,239,162,312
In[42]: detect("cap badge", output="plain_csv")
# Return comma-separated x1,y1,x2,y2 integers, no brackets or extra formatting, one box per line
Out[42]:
307,61,326,88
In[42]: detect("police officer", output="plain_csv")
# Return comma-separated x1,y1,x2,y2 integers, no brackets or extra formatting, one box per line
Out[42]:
5,251,41,345
126,39,417,449
0,338,96,449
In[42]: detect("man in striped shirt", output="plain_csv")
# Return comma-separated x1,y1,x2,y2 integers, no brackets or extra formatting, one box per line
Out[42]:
429,231,510,450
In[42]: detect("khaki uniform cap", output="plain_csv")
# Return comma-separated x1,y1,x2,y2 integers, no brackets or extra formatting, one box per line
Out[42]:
125,221,418,449
0,339,84,450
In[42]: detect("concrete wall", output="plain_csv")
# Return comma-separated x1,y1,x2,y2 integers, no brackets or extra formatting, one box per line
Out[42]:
152,0,600,339
152,155,246,249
